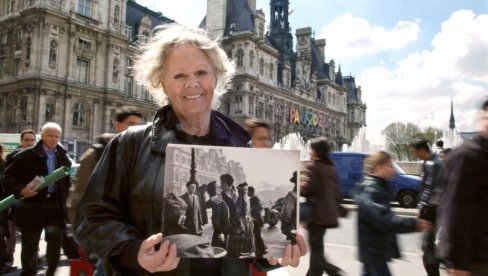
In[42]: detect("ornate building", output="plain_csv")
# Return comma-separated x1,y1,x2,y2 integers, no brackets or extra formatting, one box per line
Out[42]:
0,0,172,155
0,0,366,156
203,0,366,148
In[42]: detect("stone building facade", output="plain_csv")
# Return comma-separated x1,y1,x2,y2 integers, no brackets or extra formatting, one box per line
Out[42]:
0,0,366,157
0,0,172,155
204,0,366,148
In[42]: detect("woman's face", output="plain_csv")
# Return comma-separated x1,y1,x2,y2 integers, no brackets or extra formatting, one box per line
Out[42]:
161,43,216,119
375,161,395,181
251,127,272,148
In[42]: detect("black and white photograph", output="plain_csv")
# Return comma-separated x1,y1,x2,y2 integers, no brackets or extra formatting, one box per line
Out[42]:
162,144,300,259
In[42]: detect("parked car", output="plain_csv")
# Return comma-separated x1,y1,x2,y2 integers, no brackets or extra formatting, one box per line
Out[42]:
329,152,422,208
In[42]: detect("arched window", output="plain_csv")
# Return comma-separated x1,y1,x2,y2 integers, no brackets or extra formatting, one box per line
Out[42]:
114,5,120,24
259,59,264,75
249,50,254,68
269,63,274,80
236,48,244,67
72,102,87,127
49,40,57,67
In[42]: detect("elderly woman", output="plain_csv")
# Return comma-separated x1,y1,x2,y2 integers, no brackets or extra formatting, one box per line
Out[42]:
74,24,305,275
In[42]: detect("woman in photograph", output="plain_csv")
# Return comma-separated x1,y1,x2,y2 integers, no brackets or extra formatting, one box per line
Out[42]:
355,151,431,276
74,24,305,275
300,137,344,276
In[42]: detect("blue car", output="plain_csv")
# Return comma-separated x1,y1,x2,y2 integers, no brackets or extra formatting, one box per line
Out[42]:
330,152,422,208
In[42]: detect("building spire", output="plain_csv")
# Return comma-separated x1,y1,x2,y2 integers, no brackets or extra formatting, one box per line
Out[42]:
449,95,456,130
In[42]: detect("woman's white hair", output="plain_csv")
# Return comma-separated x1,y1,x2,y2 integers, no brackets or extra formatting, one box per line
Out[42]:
134,23,235,108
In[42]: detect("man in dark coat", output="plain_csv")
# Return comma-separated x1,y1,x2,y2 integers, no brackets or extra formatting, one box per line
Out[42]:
3,122,71,276
180,180,204,236
438,99,488,275
249,186,266,257
410,138,446,276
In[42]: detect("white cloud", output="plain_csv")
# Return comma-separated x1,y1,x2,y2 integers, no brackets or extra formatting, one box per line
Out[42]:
136,0,206,28
319,13,420,59
359,10,488,145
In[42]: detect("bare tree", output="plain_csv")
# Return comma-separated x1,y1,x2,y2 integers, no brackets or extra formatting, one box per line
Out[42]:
382,122,421,161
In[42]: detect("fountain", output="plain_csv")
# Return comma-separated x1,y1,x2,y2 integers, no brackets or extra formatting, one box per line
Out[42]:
273,133,310,160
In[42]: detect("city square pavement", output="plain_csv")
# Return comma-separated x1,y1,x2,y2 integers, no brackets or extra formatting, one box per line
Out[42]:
4,205,447,275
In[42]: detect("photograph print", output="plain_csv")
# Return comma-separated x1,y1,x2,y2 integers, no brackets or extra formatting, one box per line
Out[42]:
162,143,300,258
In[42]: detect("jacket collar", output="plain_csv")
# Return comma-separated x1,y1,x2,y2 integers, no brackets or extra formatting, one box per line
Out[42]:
150,105,251,154
32,140,67,158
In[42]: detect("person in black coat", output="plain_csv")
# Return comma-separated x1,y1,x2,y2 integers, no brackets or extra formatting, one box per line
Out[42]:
3,122,71,276
355,151,431,276
248,186,266,257
438,99,488,275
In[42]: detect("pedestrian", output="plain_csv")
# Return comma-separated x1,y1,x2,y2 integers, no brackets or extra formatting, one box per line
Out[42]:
244,119,272,148
3,129,36,269
281,172,297,242
438,99,488,275
180,180,204,236
433,140,444,156
355,150,431,276
410,138,446,276
235,182,255,257
3,122,72,276
248,186,266,257
300,137,344,276
74,24,306,275
0,144,17,273
111,106,145,133
5,129,36,166
438,148,451,162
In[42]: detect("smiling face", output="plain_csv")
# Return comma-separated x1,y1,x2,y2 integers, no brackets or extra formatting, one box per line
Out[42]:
161,43,216,121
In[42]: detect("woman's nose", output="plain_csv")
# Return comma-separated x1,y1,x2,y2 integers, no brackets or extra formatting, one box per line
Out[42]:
185,75,199,88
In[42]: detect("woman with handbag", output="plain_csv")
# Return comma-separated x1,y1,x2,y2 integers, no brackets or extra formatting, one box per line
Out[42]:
300,137,345,276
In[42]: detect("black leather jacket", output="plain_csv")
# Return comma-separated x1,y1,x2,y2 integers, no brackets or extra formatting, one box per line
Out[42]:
75,106,276,275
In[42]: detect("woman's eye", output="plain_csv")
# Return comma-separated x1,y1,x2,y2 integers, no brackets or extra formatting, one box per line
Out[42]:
196,70,208,76
173,73,185,79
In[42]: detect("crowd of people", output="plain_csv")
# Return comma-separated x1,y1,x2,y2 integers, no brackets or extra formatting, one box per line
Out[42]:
0,22,486,276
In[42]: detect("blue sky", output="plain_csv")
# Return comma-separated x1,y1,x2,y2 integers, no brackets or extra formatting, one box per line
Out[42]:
136,0,488,145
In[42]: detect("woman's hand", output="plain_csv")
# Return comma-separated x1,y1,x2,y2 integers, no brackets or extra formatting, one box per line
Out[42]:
138,233,180,273
267,234,307,267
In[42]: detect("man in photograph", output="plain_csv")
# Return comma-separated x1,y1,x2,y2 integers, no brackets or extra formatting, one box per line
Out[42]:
180,180,203,236
205,181,229,248
249,186,266,257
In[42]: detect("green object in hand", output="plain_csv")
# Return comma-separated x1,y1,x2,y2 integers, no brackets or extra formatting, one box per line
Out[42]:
0,166,70,212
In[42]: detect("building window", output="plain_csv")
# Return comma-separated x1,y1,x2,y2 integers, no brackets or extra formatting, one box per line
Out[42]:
269,63,274,80
78,0,92,17
15,30,22,42
236,48,244,67
249,50,254,68
76,58,89,83
259,59,264,75
13,58,20,76
19,96,27,121
256,102,264,118
125,76,133,97
78,38,91,50
72,102,87,127
114,5,120,24
0,33,7,45
140,31,149,44
234,95,242,114
9,0,15,13
124,25,133,41
125,57,133,67
0,57,5,78
49,40,57,67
